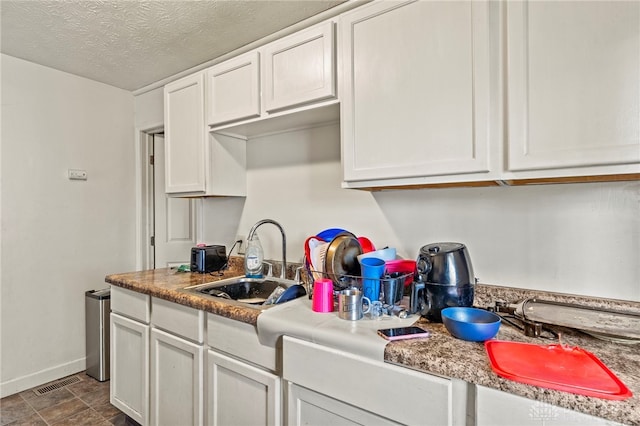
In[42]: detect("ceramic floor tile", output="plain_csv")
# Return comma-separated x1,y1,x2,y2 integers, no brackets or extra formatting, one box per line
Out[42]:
65,377,104,399
19,389,75,412
3,372,124,426
76,387,109,408
50,408,111,426
37,399,88,425
106,414,139,426
3,412,47,426
0,395,37,426
91,403,121,421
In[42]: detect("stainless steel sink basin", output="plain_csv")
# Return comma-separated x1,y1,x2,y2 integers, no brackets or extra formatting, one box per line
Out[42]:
180,276,306,310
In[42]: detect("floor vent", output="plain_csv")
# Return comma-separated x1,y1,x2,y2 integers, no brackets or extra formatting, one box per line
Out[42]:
33,375,82,396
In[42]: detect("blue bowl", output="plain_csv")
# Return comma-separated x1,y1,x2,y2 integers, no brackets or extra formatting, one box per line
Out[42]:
441,307,501,342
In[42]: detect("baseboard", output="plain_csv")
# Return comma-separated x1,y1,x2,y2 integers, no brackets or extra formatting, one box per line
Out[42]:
0,357,86,398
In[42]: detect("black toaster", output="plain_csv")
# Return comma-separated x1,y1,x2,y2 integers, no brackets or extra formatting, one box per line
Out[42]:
190,245,227,273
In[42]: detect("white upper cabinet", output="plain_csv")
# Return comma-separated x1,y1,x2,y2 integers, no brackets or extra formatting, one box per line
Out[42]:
206,20,339,138
206,51,261,127
164,73,247,197
263,21,336,113
340,0,495,187
164,73,207,194
506,0,640,178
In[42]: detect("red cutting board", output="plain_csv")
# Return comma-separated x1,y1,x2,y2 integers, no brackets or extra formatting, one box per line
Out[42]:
485,340,632,400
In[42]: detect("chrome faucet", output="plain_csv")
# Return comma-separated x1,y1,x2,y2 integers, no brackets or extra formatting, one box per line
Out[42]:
247,219,287,279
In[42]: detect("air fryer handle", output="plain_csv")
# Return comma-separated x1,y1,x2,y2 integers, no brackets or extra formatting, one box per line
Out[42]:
409,281,425,315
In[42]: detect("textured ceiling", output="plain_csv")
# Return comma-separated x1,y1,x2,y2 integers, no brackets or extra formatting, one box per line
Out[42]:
0,0,346,91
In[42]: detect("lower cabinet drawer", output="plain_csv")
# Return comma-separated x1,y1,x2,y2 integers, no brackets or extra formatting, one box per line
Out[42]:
207,313,276,372
111,286,150,323
283,336,453,426
152,297,205,343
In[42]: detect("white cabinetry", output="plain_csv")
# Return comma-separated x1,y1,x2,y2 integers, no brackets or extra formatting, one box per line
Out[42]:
110,287,150,425
149,298,205,426
283,336,468,426
340,0,495,188
207,21,338,138
206,52,261,126
505,0,640,179
475,385,622,426
207,350,280,426
164,73,246,197
164,73,207,194
206,314,281,425
263,21,335,113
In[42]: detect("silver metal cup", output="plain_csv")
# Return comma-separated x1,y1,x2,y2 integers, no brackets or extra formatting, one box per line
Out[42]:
337,288,371,321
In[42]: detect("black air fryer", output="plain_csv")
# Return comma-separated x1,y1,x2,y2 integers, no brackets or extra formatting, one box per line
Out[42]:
410,242,476,322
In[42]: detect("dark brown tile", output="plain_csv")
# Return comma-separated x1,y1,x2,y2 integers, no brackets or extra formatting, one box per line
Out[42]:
77,387,109,408
0,395,37,426
50,408,111,426
37,398,88,424
3,412,47,426
66,377,106,398
92,403,121,420
20,388,75,412
107,414,139,426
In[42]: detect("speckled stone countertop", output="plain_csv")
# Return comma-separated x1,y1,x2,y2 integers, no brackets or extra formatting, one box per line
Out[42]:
386,285,640,425
104,257,267,325
106,261,639,425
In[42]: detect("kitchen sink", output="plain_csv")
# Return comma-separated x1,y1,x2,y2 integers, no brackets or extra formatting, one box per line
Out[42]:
180,276,306,310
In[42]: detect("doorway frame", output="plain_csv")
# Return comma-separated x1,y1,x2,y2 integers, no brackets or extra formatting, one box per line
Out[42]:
136,124,163,270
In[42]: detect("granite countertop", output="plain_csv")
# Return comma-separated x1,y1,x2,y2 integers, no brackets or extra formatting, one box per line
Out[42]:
386,286,640,425
105,257,265,325
105,262,639,425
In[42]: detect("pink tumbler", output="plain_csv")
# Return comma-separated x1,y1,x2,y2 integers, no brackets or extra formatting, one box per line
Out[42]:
312,279,334,312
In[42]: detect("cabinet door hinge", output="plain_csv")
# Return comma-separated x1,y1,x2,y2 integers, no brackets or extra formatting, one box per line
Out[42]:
149,155,154,166
150,236,155,246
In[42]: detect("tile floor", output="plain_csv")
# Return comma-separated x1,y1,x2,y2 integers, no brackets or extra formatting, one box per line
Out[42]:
0,372,137,426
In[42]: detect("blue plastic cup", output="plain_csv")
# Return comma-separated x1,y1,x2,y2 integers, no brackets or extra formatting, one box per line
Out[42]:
359,257,385,302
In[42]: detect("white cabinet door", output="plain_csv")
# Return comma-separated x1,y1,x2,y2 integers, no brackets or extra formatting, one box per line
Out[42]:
207,349,281,426
164,72,206,194
206,51,261,126
476,385,623,426
506,1,640,174
263,21,336,113
150,328,203,426
283,337,457,426
286,382,400,426
110,313,149,426
340,0,493,185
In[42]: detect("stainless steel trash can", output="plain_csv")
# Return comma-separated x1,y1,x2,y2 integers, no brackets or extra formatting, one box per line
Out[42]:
85,288,110,381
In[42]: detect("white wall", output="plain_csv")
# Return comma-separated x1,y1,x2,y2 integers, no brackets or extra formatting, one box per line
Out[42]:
0,55,137,396
202,123,640,302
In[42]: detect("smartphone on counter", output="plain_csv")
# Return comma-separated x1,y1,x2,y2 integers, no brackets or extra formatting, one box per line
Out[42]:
377,326,431,341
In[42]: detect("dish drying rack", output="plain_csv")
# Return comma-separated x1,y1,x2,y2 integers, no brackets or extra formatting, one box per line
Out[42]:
299,266,413,295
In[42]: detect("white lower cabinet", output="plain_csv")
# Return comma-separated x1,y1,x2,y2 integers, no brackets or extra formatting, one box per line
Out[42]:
475,385,622,426
286,382,400,426
282,336,469,426
206,313,281,425
207,349,281,426
150,328,204,426
110,313,149,425
110,287,151,425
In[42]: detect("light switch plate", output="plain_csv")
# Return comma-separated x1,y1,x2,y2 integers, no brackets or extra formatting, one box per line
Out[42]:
68,169,88,180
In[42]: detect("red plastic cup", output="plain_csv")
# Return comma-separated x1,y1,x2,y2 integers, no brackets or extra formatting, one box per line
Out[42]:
312,279,334,312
